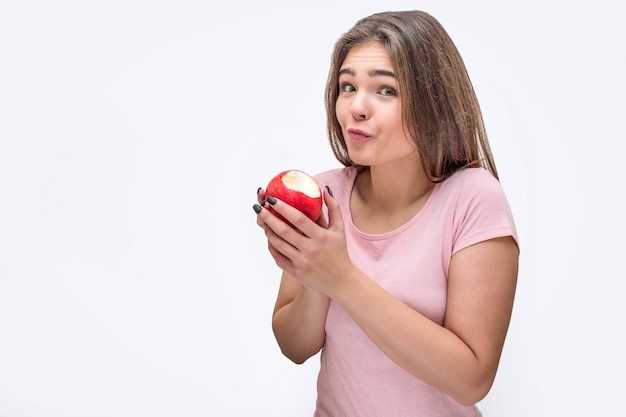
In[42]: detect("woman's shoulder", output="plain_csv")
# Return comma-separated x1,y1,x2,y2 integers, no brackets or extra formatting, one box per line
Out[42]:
442,167,515,221
441,167,502,197
435,167,513,214
440,168,518,251
446,166,498,185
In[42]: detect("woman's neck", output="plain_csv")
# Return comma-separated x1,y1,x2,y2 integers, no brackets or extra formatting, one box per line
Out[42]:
355,163,434,214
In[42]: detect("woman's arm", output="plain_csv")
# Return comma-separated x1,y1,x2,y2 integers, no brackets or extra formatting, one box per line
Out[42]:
271,272,330,364
328,236,518,405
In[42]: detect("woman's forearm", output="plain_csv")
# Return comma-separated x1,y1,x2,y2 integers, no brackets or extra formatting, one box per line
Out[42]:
331,273,485,404
272,285,330,364
326,238,518,405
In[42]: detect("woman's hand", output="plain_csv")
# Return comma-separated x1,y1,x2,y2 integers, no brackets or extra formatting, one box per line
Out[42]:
254,186,353,296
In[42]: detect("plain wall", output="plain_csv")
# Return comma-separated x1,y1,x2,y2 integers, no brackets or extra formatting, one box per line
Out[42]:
1,0,624,415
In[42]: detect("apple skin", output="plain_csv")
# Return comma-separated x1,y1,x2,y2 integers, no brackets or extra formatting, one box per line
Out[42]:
265,169,323,226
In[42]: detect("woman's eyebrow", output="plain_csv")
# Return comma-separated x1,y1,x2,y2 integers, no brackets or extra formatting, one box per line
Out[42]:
338,68,395,78
368,69,395,78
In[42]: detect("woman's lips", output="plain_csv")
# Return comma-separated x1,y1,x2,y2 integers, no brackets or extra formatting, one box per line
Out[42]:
347,128,371,141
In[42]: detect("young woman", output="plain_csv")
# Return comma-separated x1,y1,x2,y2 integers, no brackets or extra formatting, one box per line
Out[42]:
253,10,519,417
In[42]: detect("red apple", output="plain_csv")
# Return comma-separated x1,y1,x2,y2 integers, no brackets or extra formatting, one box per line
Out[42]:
265,169,322,225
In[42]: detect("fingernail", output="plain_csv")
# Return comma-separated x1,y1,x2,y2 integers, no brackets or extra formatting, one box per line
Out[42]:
325,185,334,197
257,187,262,195
253,204,262,214
266,196,277,205
261,200,266,207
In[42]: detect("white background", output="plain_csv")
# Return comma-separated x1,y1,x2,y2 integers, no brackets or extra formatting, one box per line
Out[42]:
1,0,624,415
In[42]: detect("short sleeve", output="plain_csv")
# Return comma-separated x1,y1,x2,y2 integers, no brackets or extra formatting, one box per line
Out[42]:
451,169,518,255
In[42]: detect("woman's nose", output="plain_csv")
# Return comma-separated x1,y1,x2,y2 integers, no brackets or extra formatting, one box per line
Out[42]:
350,92,370,120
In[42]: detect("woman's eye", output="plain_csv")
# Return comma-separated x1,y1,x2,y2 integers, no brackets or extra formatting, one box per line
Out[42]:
380,86,397,96
339,82,356,93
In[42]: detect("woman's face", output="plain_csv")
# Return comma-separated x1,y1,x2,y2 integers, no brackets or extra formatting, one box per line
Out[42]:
335,42,418,168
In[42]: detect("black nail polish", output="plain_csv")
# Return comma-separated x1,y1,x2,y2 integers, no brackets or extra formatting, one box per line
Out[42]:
261,200,266,207
253,204,262,214
267,196,277,205
325,185,334,197
257,187,262,195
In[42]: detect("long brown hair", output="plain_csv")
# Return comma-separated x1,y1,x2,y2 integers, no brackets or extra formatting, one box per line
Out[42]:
325,10,498,182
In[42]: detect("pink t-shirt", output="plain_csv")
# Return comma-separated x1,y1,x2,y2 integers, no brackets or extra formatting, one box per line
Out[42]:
312,166,518,417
